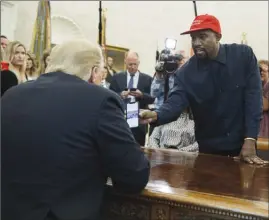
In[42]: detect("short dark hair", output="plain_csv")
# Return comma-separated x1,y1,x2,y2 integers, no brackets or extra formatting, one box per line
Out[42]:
1,35,7,39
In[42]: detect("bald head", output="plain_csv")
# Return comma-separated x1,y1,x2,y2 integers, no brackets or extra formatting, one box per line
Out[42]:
1,35,9,49
125,51,140,74
126,51,139,59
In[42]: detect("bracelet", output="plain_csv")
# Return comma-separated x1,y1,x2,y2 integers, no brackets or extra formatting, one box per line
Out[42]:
244,137,256,141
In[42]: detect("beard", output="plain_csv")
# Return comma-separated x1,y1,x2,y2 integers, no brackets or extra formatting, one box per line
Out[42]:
193,48,209,59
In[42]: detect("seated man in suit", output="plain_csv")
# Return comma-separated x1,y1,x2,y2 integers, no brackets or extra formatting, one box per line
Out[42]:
109,51,155,146
2,40,150,220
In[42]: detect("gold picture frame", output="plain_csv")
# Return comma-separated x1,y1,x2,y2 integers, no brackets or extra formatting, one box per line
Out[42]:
105,45,129,72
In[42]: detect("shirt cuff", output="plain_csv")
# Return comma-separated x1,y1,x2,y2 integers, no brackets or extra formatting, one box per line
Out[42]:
244,137,257,141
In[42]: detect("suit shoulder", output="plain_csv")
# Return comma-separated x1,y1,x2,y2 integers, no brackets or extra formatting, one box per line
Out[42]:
89,84,118,97
96,85,124,102
177,57,194,74
115,71,126,76
117,71,125,74
2,79,34,97
111,71,125,79
91,85,124,110
139,72,153,79
224,43,254,55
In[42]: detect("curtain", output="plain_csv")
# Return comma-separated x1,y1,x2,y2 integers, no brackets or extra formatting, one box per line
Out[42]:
101,8,107,63
30,0,51,65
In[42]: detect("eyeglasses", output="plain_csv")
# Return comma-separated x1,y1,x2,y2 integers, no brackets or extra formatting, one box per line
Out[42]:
260,67,268,73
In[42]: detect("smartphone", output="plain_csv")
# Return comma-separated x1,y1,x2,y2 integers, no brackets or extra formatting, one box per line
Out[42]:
126,101,139,128
130,88,137,91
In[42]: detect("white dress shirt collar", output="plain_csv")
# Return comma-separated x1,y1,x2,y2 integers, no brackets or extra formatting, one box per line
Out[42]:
126,70,139,88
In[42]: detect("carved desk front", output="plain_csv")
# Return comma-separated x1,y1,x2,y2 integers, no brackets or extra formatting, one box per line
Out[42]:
103,148,269,220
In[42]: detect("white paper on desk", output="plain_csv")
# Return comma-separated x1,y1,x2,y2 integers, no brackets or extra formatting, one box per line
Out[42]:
126,102,139,128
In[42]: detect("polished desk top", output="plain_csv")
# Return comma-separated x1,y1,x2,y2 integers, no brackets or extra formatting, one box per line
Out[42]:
108,148,269,218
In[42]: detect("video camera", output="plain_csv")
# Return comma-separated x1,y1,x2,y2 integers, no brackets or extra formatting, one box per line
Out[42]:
155,38,183,75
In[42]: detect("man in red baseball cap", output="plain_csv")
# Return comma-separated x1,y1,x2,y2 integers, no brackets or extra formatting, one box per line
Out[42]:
180,14,222,60
140,14,268,165
181,14,221,35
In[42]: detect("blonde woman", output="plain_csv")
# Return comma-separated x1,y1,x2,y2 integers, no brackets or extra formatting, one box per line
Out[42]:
4,41,27,83
2,39,149,220
25,51,39,80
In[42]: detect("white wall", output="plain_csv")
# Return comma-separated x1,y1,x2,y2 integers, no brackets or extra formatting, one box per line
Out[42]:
3,1,268,74
196,1,268,60
1,1,18,41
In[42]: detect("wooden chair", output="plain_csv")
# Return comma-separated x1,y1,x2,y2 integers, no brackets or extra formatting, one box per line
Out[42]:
257,138,269,151
257,138,269,160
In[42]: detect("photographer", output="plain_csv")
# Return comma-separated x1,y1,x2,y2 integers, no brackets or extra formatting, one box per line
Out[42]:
151,52,184,109
148,52,197,152
148,50,186,137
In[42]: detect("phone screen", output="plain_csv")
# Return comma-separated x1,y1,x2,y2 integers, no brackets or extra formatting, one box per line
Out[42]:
126,102,139,128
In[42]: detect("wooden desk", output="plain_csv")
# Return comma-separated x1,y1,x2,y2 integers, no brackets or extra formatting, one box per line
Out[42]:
103,148,269,220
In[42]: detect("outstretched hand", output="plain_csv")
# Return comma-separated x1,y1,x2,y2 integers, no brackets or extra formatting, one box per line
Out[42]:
139,110,157,124
234,139,269,165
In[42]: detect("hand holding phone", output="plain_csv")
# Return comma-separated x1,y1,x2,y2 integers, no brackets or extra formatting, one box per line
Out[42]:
121,89,130,99
130,88,143,98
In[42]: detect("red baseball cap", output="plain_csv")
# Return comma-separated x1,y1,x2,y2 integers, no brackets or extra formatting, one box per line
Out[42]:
181,14,221,35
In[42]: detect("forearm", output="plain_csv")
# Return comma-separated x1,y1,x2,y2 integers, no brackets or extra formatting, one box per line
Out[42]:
155,88,187,125
243,46,263,139
245,97,262,139
112,153,150,193
98,96,150,194
139,92,155,105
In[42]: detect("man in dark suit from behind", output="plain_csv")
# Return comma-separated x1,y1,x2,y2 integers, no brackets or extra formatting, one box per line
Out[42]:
109,51,155,146
1,40,150,220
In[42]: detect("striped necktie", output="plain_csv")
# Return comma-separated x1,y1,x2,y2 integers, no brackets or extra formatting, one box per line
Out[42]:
128,75,134,89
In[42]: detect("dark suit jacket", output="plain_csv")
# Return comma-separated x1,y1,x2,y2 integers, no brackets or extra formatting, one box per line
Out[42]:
109,71,155,109
1,70,18,96
1,72,150,220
